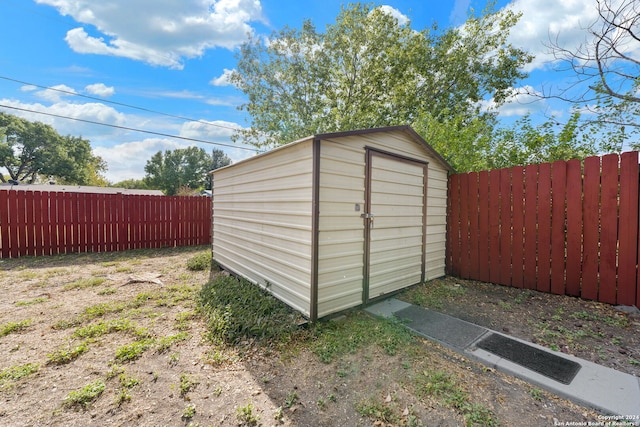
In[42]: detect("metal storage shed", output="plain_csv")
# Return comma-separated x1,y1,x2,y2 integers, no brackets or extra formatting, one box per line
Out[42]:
211,126,454,321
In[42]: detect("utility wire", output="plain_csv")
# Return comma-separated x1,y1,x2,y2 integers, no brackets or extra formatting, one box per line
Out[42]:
0,104,259,152
0,75,243,132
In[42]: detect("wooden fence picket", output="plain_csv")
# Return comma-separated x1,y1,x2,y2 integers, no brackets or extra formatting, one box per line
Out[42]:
447,151,640,307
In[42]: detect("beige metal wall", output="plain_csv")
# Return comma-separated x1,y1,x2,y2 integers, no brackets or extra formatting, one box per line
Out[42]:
211,140,314,317
316,130,449,318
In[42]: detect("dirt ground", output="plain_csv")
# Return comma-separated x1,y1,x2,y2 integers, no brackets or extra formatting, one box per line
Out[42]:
0,246,636,426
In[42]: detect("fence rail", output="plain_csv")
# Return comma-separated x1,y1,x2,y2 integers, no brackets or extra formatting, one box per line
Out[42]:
0,190,211,258
446,151,640,308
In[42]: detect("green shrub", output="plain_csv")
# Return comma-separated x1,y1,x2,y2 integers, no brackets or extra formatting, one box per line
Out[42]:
186,251,212,271
198,275,301,344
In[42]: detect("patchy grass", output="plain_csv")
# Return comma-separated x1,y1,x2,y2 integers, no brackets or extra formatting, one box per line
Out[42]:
64,379,105,409
185,251,212,271
310,312,414,363
0,363,39,390
47,341,90,365
73,318,150,340
114,338,155,363
15,297,48,307
198,275,302,344
414,370,498,427
156,332,189,354
63,277,107,291
401,278,466,309
0,319,33,337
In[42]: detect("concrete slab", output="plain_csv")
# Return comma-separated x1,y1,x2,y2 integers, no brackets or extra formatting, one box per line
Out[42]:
365,298,640,419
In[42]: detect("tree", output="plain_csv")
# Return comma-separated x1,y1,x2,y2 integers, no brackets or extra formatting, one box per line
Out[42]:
143,147,231,195
489,112,597,169
546,0,640,151
230,2,533,170
0,112,107,184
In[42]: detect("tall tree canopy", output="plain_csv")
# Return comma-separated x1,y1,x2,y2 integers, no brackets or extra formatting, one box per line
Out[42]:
230,2,533,171
143,147,231,195
0,112,107,185
547,0,640,151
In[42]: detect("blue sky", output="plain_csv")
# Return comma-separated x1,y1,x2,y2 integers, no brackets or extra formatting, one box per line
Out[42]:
0,0,602,183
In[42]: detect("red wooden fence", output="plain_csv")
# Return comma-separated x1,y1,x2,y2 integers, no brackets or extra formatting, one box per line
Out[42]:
446,151,640,308
0,190,212,258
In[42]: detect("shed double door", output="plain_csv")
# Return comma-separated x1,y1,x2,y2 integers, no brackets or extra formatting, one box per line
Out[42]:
363,149,428,302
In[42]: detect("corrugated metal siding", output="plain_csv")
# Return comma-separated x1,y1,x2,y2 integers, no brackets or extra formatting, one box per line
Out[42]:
368,153,425,298
212,140,314,316
316,143,365,317
317,130,449,317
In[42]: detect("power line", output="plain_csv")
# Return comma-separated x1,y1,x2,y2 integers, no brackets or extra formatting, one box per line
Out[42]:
0,75,243,133
0,104,259,152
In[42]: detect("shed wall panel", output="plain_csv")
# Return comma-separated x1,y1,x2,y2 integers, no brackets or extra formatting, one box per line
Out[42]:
316,130,449,317
212,140,314,316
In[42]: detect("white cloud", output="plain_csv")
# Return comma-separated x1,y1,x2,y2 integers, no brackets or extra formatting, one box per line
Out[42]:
180,120,238,139
34,84,77,103
449,0,471,25
20,85,37,92
84,83,115,97
36,0,264,69
503,0,600,71
210,68,235,87
480,85,548,117
94,138,185,182
376,6,409,26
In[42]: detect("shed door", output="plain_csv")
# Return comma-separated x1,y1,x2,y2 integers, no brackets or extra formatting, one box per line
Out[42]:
363,149,427,302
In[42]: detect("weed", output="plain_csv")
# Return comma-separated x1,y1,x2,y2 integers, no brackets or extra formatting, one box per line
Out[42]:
114,339,155,362
284,390,298,408
629,357,640,367
236,402,259,425
64,379,105,409
213,386,223,396
311,312,413,363
179,373,199,397
415,370,498,427
115,266,133,273
73,318,140,339
204,349,233,366
317,398,326,409
198,275,301,344
15,297,48,307
182,404,196,419
18,271,38,280
1,319,33,337
47,341,89,365
175,310,198,331
612,336,623,346
156,332,189,353
114,373,139,405
169,352,180,366
274,406,284,421
498,301,512,310
63,277,106,291
529,387,543,401
355,399,398,424
186,251,212,271
106,364,125,379
97,287,117,295
401,279,466,309
0,363,39,389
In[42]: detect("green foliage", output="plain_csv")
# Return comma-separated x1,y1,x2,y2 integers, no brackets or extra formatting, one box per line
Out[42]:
114,339,155,362
156,332,189,353
15,297,48,307
186,251,212,271
47,341,90,365
0,363,39,390
0,319,32,337
489,112,596,169
64,379,105,409
415,370,498,426
230,3,531,170
0,112,106,185
311,312,413,363
63,277,106,291
182,404,196,419
198,275,301,344
236,402,260,425
143,147,230,195
179,373,199,397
